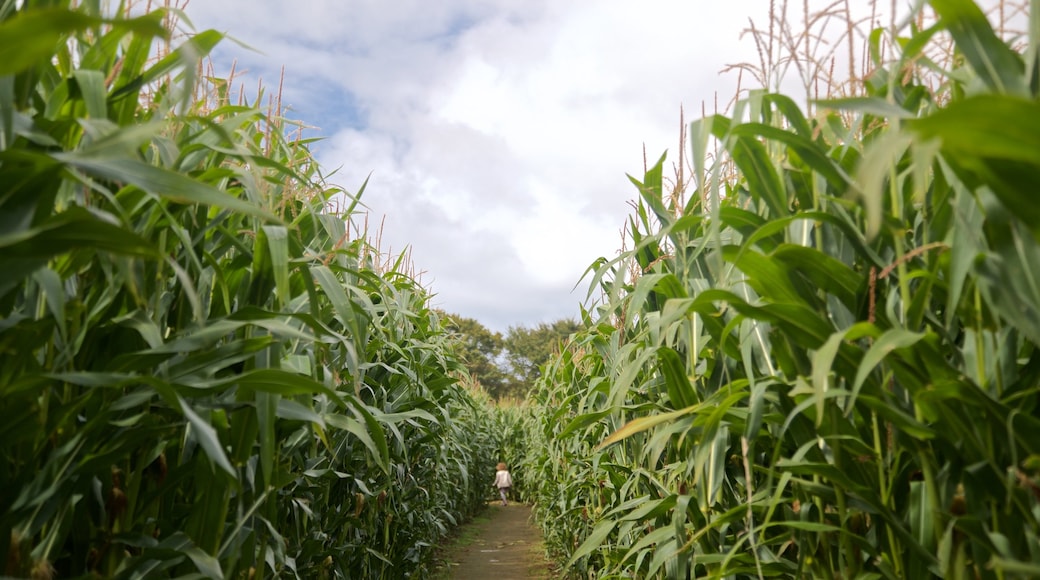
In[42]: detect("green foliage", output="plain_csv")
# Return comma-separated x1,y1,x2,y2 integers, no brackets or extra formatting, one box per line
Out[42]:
443,312,578,400
489,402,538,503
528,1,1040,578
0,3,496,578
441,311,511,397
504,319,581,395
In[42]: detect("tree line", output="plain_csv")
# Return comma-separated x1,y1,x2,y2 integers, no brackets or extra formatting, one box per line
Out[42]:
440,312,579,400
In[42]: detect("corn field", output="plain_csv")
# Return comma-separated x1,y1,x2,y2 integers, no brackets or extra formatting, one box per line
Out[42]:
7,0,1040,579
0,2,504,578
527,0,1040,578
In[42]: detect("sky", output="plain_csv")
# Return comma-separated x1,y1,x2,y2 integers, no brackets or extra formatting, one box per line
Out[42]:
178,0,880,332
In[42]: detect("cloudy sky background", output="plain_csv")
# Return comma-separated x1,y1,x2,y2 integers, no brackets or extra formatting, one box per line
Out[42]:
180,0,896,332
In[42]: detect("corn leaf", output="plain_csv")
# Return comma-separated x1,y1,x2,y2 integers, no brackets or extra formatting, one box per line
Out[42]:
930,0,1026,95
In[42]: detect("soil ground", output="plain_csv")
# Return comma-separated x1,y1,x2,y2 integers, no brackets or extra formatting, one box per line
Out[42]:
432,501,558,579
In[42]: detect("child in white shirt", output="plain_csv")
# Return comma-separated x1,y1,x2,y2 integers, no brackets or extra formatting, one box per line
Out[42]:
493,462,513,506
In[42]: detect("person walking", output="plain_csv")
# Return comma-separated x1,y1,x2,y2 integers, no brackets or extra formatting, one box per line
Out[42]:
493,462,513,506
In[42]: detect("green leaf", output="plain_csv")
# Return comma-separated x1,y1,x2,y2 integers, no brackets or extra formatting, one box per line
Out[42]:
620,526,678,566
733,122,851,192
178,396,236,477
0,206,158,291
731,137,787,216
53,155,279,222
909,95,1040,165
722,245,804,303
0,8,168,76
658,346,696,408
812,332,846,426
206,369,345,402
73,70,107,119
114,29,223,100
565,518,618,569
763,93,813,138
856,128,914,240
772,244,862,309
930,0,1026,95
262,225,290,307
0,205,156,255
818,97,915,119
988,557,1040,576
618,495,679,522
909,95,1040,236
0,9,98,75
31,268,67,339
310,264,358,330
849,329,925,412
559,409,613,439
326,411,389,475
776,459,864,491
257,391,277,487
908,480,935,553
766,520,843,533
596,405,699,450
858,394,936,439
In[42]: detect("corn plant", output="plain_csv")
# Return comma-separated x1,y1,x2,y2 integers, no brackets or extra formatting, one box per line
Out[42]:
1,2,497,578
486,400,540,504
530,0,1040,578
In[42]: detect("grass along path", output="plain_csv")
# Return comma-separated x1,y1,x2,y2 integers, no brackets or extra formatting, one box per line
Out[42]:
432,502,557,579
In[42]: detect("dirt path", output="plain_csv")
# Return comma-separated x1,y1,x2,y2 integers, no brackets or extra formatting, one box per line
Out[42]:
434,502,557,579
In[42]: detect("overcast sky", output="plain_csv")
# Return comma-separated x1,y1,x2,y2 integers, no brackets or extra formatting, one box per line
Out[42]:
180,1,885,332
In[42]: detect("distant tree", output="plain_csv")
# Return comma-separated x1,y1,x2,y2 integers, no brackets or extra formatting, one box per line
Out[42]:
442,312,580,400
503,318,580,395
440,311,510,398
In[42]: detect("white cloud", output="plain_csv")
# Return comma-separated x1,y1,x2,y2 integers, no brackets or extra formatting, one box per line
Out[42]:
182,0,894,331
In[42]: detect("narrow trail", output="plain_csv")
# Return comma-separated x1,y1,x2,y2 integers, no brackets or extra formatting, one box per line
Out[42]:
437,502,557,579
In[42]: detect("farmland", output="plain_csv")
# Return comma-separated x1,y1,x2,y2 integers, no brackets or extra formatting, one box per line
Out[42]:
4,0,1040,579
